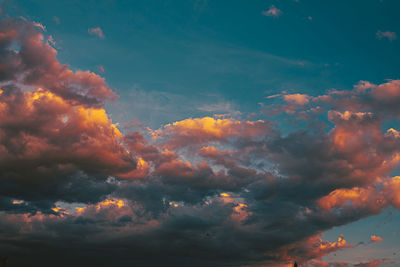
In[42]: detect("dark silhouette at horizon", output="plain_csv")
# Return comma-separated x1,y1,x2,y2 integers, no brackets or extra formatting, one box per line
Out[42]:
294,261,298,267
0,256,8,267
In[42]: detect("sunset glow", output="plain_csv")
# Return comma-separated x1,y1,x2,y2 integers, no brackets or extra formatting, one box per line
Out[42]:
0,1,399,266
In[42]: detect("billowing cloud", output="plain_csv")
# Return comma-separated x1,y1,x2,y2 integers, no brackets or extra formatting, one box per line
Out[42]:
0,17,116,106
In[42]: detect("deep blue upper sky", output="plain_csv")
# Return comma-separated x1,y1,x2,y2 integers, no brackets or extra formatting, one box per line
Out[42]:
7,0,400,127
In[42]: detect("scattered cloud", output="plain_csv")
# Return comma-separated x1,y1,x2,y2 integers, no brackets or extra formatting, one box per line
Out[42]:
376,30,397,41
88,26,105,39
370,235,383,243
262,5,282,17
53,16,60,24
97,64,105,73
32,21,46,31
47,35,56,46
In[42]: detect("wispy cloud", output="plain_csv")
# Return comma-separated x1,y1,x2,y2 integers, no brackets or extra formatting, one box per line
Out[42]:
262,5,282,18
33,21,46,31
88,27,105,39
53,16,60,24
97,65,105,73
376,30,397,41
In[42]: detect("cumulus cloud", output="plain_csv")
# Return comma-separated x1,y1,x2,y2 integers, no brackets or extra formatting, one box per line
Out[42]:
0,17,116,106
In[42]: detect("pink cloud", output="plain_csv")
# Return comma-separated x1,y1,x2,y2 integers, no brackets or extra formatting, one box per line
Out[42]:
376,30,397,41
0,87,138,179
283,93,310,105
97,65,105,73
33,21,46,31
53,16,60,24
262,5,282,17
88,27,105,39
0,17,116,106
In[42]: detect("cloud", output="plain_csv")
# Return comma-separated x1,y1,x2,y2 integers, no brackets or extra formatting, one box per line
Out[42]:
32,21,46,31
376,30,397,41
53,16,60,24
0,17,116,106
284,93,310,105
97,64,105,73
88,27,105,39
160,116,273,148
262,5,282,17
1,12,400,267
370,235,383,243
0,16,138,215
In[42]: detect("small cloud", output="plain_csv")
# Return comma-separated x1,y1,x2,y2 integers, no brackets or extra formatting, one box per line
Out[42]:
53,16,60,24
283,93,310,105
262,5,282,18
266,93,282,99
97,65,105,73
88,27,105,39
47,35,56,47
197,102,234,113
376,30,397,41
33,22,46,31
370,235,383,243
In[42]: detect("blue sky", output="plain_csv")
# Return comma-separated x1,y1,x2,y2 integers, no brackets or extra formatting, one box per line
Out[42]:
9,0,400,127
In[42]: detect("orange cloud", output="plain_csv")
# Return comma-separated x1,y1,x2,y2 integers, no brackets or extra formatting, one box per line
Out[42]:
163,116,271,148
0,87,138,179
370,235,383,243
371,80,400,100
0,17,116,106
270,234,353,265
283,94,310,105
317,186,384,211
383,176,400,208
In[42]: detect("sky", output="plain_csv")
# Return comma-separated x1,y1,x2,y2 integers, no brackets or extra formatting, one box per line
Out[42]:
0,0,399,266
